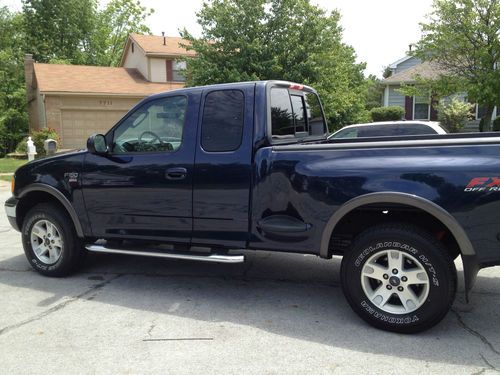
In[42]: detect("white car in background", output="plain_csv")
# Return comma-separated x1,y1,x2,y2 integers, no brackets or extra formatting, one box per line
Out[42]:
328,121,448,139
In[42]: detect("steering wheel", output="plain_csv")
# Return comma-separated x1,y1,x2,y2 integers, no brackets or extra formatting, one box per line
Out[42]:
138,130,162,144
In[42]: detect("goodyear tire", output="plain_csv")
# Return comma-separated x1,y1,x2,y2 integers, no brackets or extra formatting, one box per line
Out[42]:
22,203,86,277
341,224,457,333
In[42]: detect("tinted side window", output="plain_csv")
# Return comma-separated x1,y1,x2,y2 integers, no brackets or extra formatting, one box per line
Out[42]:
357,125,399,137
333,128,358,139
271,88,327,139
305,92,327,135
201,90,244,152
271,88,294,137
112,96,187,154
397,124,436,135
290,95,306,134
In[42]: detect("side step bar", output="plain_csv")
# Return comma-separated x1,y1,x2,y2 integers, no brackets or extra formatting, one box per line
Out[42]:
85,244,245,264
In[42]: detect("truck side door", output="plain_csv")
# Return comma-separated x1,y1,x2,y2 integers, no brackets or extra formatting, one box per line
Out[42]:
192,86,254,248
82,91,200,243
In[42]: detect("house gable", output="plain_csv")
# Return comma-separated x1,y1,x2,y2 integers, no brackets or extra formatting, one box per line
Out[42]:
120,34,193,83
121,38,149,80
389,55,422,75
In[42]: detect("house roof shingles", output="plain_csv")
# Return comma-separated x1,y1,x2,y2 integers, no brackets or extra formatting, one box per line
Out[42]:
382,61,447,84
129,34,196,57
33,63,184,96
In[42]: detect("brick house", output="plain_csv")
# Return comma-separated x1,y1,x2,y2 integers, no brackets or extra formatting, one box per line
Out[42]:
381,55,497,131
25,34,195,149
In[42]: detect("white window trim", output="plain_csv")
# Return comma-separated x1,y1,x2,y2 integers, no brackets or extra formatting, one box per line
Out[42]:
412,95,431,121
383,86,389,107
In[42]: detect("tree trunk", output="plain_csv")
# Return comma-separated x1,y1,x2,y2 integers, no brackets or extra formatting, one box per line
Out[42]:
482,105,494,132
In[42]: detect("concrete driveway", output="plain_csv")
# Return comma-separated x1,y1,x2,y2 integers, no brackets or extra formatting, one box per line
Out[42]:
0,185,499,374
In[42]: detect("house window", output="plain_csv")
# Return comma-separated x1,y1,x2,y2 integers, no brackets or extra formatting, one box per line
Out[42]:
413,95,430,120
173,61,186,82
131,43,134,53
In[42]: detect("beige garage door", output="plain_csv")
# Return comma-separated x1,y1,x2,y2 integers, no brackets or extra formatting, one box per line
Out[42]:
61,109,126,149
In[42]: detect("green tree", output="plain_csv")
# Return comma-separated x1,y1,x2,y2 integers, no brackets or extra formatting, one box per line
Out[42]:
22,0,152,66
22,0,97,64
181,0,368,129
413,0,500,131
382,67,392,79
87,0,153,66
437,97,474,133
0,7,28,156
364,75,384,111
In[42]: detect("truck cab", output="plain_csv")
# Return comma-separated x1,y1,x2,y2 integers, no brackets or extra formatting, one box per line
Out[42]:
82,81,327,249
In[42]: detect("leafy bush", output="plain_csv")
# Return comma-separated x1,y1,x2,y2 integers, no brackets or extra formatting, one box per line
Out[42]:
493,116,500,131
437,98,473,133
16,128,60,156
0,105,29,158
370,106,405,122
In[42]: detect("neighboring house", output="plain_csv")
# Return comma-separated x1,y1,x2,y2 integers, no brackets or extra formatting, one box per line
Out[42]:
25,34,195,149
381,55,497,131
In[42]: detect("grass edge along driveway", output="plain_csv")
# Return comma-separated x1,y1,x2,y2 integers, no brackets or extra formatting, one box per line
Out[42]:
0,158,27,181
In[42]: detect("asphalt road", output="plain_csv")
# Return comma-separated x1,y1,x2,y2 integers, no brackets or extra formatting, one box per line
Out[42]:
0,185,499,374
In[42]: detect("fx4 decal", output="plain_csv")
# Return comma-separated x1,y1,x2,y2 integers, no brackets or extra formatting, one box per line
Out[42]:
464,177,500,192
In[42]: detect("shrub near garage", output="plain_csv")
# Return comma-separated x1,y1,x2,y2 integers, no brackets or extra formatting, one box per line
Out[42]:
16,128,60,157
493,116,500,131
370,106,405,122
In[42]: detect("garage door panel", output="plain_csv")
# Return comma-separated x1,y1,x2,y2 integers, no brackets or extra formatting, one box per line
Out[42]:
61,109,126,149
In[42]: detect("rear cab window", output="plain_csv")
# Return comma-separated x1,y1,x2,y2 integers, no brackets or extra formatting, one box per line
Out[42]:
269,84,328,143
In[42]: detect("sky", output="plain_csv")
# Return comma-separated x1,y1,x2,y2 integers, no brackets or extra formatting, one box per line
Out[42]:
138,0,435,77
3,0,435,77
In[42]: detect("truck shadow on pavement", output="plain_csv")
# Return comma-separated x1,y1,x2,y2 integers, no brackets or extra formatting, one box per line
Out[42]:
0,249,499,369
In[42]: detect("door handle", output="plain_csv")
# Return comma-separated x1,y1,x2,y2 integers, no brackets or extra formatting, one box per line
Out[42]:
165,167,187,180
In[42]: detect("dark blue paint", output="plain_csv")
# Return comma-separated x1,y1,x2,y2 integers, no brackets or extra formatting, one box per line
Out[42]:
81,90,201,243
9,81,500,274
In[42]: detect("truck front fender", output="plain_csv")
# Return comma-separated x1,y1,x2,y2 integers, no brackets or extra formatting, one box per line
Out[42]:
18,183,84,238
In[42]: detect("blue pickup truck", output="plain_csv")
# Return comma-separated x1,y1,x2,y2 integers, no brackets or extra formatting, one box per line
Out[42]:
4,81,500,333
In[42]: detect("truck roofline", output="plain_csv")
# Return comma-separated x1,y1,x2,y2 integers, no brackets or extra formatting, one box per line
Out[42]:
146,80,318,101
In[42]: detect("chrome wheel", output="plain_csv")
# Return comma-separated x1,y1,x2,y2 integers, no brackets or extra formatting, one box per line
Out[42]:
361,249,430,314
30,219,63,265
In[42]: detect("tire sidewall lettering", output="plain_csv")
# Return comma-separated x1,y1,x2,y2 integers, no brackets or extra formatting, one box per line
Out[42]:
361,300,419,324
354,241,419,267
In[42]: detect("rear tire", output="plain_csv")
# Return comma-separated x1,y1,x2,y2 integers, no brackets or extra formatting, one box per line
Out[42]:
341,223,457,333
22,203,86,277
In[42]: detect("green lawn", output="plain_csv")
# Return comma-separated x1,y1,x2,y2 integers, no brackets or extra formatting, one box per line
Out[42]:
0,158,27,174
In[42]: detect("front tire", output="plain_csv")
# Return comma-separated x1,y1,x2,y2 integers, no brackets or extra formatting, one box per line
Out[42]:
341,224,457,333
22,203,86,277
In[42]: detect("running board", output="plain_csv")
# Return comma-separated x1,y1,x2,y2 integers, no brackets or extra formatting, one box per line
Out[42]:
85,244,245,264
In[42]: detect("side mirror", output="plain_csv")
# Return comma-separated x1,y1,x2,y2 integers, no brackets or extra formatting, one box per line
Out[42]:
87,134,108,155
